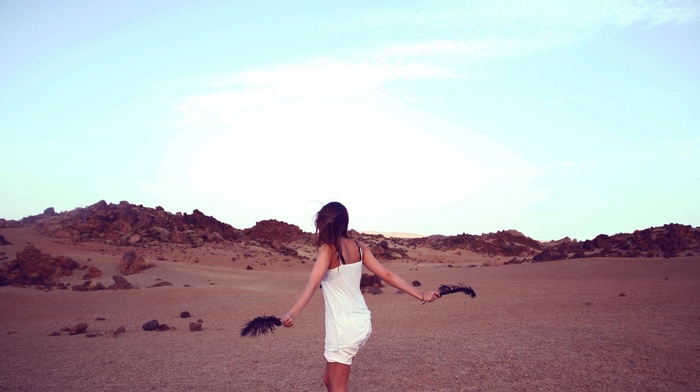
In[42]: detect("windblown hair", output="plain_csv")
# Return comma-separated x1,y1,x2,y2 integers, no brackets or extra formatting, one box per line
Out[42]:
315,202,349,263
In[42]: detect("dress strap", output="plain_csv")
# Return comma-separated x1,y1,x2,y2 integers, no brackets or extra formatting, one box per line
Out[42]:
338,247,346,265
355,240,363,261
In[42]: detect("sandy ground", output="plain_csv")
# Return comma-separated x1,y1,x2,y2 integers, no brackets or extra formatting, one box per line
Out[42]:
1,228,699,391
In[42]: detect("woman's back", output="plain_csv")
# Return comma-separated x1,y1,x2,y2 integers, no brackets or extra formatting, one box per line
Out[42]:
321,239,368,316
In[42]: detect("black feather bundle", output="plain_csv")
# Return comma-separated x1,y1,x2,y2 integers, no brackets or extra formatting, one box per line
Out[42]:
438,283,476,298
240,315,282,337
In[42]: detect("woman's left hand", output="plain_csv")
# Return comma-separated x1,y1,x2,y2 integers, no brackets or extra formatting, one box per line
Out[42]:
280,313,295,327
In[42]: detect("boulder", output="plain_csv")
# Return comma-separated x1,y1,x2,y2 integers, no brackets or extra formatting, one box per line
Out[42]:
0,245,79,286
189,322,202,332
108,275,133,290
119,250,149,275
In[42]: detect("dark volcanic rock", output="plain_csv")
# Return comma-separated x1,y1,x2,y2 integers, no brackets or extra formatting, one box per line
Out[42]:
148,281,173,288
143,320,159,331
108,275,133,290
360,273,383,289
0,245,79,287
69,322,88,335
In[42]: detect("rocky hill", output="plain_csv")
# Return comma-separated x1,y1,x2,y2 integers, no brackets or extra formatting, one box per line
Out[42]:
533,223,700,261
1,200,698,261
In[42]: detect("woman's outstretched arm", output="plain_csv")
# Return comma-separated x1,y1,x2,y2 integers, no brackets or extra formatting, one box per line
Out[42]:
360,242,440,302
280,244,333,327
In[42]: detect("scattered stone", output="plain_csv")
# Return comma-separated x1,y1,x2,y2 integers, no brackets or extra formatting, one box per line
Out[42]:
189,322,202,332
360,273,383,289
72,280,106,292
96,317,106,321
69,322,88,335
148,281,173,288
143,320,159,331
119,250,149,275
108,275,133,290
180,311,191,318
246,265,253,270
197,318,203,323
85,333,103,338
0,235,11,245
60,327,70,332
115,326,126,335
82,266,102,280
619,293,627,297
158,324,171,331
104,331,117,338
412,280,421,287
362,286,383,295
49,331,61,336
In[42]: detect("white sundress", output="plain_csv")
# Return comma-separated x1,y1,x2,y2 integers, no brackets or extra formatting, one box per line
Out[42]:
321,241,372,365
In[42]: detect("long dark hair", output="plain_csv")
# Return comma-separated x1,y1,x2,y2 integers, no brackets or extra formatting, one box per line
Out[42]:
314,202,349,262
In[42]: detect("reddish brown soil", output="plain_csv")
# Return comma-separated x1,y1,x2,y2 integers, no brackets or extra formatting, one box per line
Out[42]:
1,228,699,391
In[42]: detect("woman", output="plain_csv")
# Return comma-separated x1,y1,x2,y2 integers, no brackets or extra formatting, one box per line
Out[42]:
281,202,440,391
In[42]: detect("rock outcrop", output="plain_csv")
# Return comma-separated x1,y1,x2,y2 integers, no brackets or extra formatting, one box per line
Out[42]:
0,245,79,287
533,224,700,262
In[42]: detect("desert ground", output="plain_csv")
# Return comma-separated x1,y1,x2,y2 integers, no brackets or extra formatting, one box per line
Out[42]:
1,227,699,391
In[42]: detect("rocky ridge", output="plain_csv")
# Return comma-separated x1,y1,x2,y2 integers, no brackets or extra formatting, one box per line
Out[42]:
1,201,699,264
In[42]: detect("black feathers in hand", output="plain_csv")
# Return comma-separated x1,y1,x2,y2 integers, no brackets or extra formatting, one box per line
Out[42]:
438,284,476,298
240,315,282,337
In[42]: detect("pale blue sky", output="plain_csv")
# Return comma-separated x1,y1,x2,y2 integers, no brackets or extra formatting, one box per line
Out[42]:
1,0,699,240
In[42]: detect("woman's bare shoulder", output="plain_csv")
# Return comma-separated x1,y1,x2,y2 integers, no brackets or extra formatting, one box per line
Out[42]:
318,243,334,254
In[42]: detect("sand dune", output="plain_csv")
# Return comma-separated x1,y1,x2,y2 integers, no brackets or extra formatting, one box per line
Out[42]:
1,228,699,391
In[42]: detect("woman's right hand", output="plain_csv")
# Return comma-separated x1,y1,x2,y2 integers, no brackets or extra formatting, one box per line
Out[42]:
421,290,441,303
280,313,295,328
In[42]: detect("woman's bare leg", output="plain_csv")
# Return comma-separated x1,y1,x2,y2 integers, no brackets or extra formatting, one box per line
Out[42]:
323,361,351,392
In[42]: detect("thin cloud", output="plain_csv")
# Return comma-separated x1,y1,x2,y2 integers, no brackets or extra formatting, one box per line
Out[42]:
348,0,698,31
332,0,699,59
176,58,454,127
156,55,542,232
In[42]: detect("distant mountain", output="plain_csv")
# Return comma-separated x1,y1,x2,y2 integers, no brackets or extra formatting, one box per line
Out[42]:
1,200,698,261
